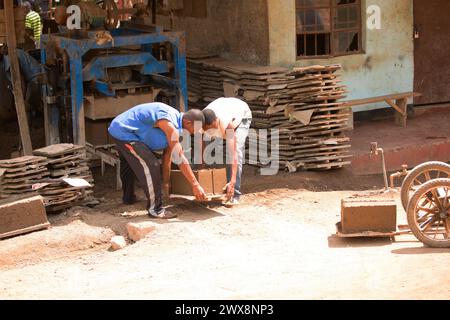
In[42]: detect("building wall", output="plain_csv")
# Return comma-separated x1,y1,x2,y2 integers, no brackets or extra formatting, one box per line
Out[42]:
268,0,414,112
157,0,270,65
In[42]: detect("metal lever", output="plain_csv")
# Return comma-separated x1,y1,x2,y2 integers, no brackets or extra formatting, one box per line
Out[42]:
370,142,389,191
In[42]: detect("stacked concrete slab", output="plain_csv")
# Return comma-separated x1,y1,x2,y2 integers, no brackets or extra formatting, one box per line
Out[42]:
186,54,352,171
33,144,95,212
0,156,49,198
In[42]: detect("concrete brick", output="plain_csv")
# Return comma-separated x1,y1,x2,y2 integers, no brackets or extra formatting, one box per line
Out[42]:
341,198,397,234
171,168,227,196
126,222,156,242
110,236,127,251
0,195,50,239
212,168,227,195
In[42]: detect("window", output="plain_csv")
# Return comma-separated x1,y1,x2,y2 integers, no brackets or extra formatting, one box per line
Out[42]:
296,0,362,58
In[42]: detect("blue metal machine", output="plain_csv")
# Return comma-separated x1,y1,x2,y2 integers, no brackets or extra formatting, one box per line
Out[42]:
40,20,188,146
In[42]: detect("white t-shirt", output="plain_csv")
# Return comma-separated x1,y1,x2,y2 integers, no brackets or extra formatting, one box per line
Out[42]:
204,98,252,139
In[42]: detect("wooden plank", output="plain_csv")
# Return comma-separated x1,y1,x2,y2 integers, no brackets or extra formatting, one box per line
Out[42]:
4,1,32,155
342,92,421,107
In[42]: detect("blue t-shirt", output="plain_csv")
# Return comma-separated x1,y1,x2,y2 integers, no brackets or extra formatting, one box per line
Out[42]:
108,102,183,151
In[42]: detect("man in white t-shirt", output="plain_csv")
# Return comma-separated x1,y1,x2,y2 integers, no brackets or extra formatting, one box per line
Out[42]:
202,97,252,204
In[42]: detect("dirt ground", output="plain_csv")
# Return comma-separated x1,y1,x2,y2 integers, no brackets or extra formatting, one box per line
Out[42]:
0,166,449,300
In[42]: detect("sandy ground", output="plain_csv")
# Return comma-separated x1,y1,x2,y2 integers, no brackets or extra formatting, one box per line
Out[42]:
0,167,450,300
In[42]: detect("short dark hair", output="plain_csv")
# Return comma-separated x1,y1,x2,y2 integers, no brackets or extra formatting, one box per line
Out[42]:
202,109,217,126
22,1,32,9
184,108,205,126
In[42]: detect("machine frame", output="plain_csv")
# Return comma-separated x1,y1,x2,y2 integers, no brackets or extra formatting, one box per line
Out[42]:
40,22,188,146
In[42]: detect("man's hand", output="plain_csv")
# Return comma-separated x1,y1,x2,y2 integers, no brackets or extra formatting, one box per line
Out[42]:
192,183,208,202
224,182,235,200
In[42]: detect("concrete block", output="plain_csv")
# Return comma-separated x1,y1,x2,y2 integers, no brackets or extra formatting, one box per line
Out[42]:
110,236,127,251
0,195,50,239
171,168,228,196
126,222,156,242
212,168,227,195
341,198,397,234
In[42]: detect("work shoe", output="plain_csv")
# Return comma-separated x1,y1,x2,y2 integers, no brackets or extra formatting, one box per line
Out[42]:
148,209,178,220
224,197,240,208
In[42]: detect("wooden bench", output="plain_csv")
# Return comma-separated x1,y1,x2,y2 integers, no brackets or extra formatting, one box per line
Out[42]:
343,92,421,128
97,149,122,191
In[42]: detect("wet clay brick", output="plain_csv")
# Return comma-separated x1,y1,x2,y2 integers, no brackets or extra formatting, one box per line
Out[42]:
0,195,50,239
341,199,397,234
212,168,227,195
170,170,211,195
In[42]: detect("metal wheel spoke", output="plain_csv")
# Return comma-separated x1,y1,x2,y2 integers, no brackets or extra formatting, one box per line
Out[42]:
431,189,444,211
417,212,435,225
419,197,432,208
417,205,439,214
434,220,440,239
420,216,437,232
444,219,450,239
443,187,449,209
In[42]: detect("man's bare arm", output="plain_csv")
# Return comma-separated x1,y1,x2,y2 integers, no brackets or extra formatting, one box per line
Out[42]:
156,120,207,201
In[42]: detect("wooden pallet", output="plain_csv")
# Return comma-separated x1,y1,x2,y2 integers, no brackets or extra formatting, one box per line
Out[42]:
187,58,352,171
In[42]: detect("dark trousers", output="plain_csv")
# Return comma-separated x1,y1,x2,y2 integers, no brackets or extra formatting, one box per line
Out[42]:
112,138,164,215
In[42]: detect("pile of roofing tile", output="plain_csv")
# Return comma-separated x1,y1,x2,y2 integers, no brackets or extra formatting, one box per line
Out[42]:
187,55,223,108
32,144,95,212
186,54,352,171
0,156,49,199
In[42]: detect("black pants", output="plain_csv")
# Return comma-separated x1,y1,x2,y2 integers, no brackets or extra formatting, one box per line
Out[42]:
112,138,164,215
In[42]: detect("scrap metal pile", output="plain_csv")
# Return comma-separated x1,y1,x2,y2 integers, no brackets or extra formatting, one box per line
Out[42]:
187,54,352,171
0,144,95,212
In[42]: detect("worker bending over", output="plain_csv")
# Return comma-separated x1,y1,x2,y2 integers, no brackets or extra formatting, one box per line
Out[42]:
202,97,252,204
109,102,208,219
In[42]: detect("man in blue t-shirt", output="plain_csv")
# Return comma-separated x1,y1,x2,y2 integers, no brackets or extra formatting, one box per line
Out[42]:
109,102,207,219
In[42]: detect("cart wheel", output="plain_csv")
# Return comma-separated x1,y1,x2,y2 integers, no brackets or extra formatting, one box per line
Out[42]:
400,161,450,212
407,178,450,248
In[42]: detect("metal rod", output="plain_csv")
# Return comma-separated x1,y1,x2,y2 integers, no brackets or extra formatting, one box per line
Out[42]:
380,148,389,191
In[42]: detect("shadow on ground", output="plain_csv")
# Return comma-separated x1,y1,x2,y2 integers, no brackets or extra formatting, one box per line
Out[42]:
327,236,394,248
391,247,450,255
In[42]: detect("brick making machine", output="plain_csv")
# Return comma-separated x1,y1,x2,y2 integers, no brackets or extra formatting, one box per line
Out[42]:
40,0,187,147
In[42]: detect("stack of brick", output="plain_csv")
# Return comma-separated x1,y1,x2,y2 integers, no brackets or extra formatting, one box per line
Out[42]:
239,64,352,171
32,144,95,212
186,54,352,172
0,156,49,199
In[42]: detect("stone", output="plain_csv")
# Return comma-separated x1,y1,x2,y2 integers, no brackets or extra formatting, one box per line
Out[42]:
110,236,127,251
126,222,156,242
